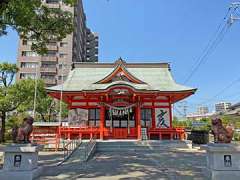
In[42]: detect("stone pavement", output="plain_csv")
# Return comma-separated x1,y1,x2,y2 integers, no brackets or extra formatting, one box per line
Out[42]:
37,148,207,180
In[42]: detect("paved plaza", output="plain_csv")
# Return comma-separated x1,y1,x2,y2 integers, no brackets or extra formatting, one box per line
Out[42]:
37,148,207,180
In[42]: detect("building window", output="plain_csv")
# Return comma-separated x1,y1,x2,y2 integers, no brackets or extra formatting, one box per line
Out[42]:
41,62,56,68
23,40,27,45
43,50,57,57
59,53,68,58
21,62,38,68
58,76,67,81
22,51,38,57
22,40,33,46
88,109,100,127
20,73,36,79
47,41,57,46
60,42,68,47
141,109,152,127
46,0,59,4
41,75,55,79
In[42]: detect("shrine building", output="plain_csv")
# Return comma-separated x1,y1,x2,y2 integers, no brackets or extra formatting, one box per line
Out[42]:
46,58,196,140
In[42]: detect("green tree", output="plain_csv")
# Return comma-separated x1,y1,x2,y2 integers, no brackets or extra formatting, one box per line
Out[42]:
0,63,38,142
0,0,76,54
0,62,18,142
32,80,68,122
17,79,68,122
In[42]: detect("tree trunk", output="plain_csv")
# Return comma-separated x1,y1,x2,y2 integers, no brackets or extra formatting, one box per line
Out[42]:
48,107,52,122
0,111,6,143
40,113,46,122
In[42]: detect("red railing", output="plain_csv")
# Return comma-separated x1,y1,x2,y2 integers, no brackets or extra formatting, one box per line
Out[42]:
31,126,186,151
30,127,59,150
58,126,100,139
148,128,186,140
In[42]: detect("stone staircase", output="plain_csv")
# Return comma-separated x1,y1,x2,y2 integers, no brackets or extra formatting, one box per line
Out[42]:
96,140,192,152
66,139,97,163
61,140,192,164
67,142,88,163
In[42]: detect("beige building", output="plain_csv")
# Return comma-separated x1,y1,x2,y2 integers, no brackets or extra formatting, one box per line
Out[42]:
16,0,98,86
197,106,209,115
215,102,231,113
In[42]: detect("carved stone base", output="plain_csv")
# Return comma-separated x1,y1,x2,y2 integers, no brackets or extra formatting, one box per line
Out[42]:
0,144,43,180
202,143,240,180
0,166,42,180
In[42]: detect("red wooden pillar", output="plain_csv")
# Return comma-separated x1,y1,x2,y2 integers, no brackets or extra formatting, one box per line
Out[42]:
100,106,105,140
136,103,141,140
169,97,173,128
151,107,156,128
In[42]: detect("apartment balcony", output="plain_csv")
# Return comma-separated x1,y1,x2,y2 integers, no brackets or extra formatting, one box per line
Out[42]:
20,44,32,50
40,67,57,73
19,56,41,62
20,67,37,73
43,79,57,86
47,45,58,51
41,56,58,62
86,43,98,49
46,3,60,9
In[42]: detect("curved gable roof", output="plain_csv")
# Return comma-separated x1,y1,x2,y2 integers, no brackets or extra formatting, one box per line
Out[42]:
47,61,196,93
95,62,146,84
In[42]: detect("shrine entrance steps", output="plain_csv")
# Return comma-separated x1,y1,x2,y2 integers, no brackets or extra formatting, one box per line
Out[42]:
96,140,192,152
66,142,89,163
62,139,97,164
59,140,192,165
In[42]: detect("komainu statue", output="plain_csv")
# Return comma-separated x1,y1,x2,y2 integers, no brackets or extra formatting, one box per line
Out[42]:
12,116,34,143
211,118,234,143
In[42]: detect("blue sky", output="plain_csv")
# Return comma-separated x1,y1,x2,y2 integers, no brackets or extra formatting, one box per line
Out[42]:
1,0,240,115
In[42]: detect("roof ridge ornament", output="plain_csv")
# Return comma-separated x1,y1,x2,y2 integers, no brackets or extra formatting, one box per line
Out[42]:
95,57,146,84
114,57,126,67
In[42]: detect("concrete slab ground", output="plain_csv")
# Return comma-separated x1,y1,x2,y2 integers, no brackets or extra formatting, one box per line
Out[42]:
37,148,207,180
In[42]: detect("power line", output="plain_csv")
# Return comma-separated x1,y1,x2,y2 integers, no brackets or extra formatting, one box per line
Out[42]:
184,23,230,84
184,7,233,84
198,77,240,105
174,106,186,117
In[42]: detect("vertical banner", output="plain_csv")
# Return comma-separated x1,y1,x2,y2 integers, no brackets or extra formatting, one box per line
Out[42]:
68,108,88,126
155,108,170,128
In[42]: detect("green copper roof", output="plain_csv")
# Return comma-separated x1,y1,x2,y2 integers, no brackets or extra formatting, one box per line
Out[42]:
46,64,196,93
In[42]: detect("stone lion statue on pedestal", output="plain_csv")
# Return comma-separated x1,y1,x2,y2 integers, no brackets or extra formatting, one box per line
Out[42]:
211,118,234,143
12,116,34,143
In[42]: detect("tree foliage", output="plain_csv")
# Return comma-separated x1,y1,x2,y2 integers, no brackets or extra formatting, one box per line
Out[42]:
0,73,69,142
172,117,192,129
16,79,68,122
220,115,240,128
0,0,76,54
0,62,18,87
0,63,33,142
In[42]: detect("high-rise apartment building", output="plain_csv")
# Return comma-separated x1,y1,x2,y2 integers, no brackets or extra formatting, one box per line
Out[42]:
16,0,98,86
215,102,232,113
86,28,99,62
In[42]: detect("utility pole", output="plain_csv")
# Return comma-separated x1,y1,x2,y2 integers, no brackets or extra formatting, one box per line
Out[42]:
59,61,69,124
229,2,240,25
59,61,65,125
33,62,39,119
178,101,188,118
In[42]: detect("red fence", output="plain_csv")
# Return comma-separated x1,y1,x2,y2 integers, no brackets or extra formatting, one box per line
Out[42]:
31,126,186,151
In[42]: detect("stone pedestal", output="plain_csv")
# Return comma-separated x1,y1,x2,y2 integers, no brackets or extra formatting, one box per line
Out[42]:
0,144,43,180
203,143,240,180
